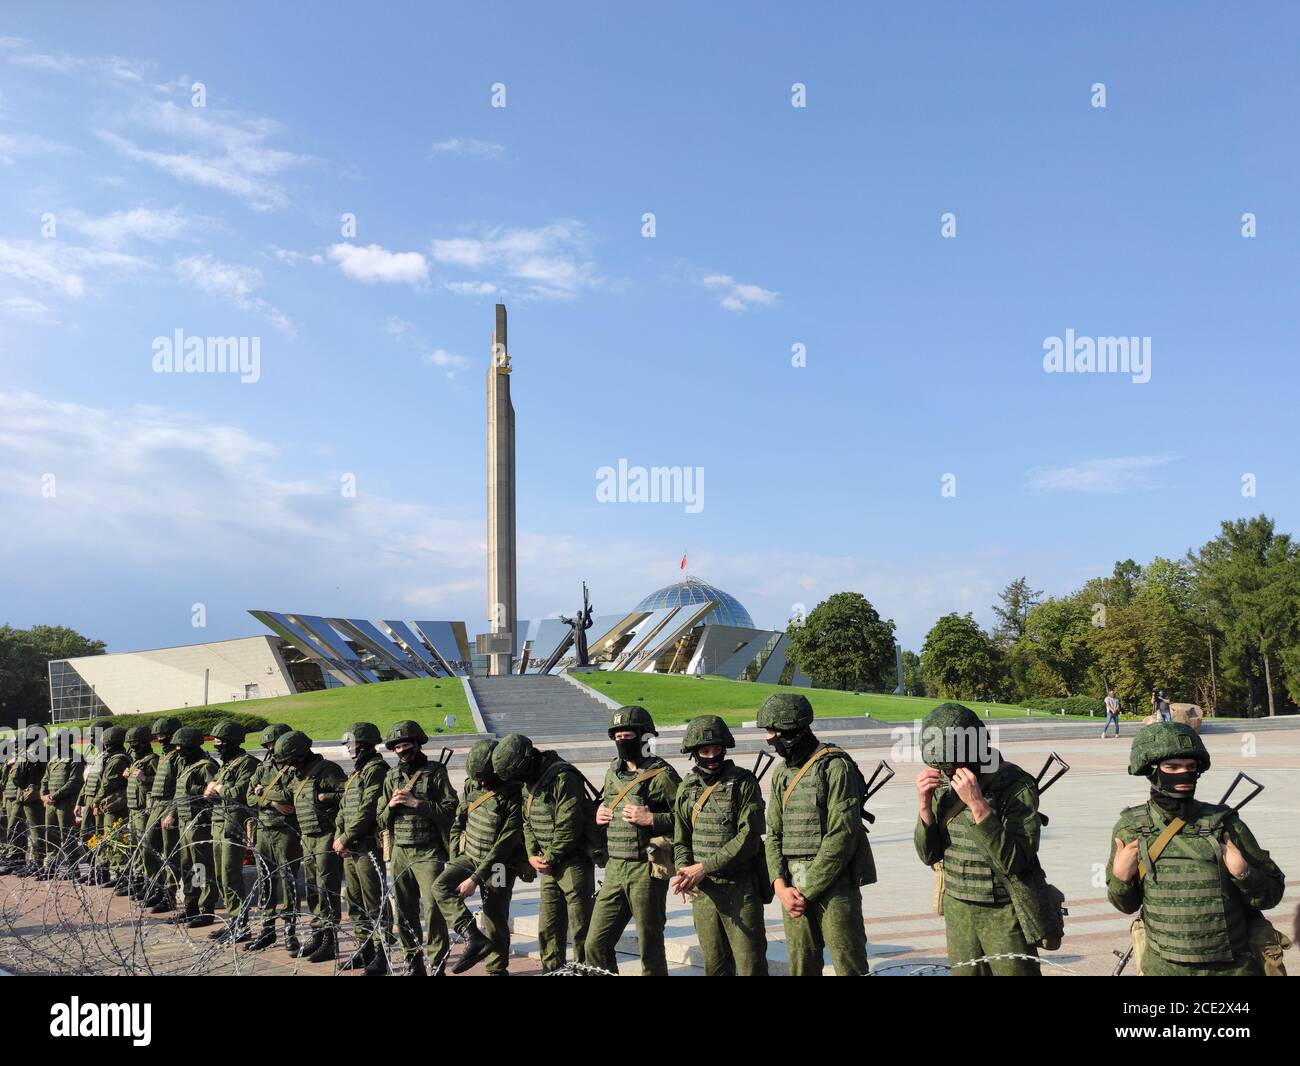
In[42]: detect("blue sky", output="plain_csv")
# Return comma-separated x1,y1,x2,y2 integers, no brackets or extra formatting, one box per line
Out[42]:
1,1,1297,654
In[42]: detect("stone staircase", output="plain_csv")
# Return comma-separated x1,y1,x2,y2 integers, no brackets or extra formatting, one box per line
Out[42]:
468,674,617,737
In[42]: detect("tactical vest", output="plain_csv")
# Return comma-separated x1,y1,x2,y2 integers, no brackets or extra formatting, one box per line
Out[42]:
150,749,180,803
253,760,296,831
463,787,503,864
604,758,672,862
45,759,81,804
1134,802,1246,965
524,756,568,853
211,752,253,827
387,761,445,851
780,745,847,858
291,757,339,836
340,755,387,847
82,756,104,803
173,758,213,824
940,799,1010,903
126,754,158,811
684,765,744,872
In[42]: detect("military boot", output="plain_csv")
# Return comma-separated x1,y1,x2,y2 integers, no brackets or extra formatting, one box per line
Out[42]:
290,930,323,958
284,930,300,956
186,909,215,929
338,941,375,971
244,927,277,952
363,947,391,976
306,930,337,963
451,922,491,974
149,895,176,914
405,952,426,977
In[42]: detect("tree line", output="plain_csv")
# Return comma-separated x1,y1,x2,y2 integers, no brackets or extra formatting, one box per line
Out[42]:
786,515,1299,718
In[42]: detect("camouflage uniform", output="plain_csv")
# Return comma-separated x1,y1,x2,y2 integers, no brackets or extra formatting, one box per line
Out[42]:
1107,722,1285,976
246,724,301,951
586,707,681,976
673,715,768,976
41,731,85,874
914,704,1043,976
333,722,390,970
760,692,872,976
123,726,157,893
172,727,218,921
208,720,258,937
142,717,185,909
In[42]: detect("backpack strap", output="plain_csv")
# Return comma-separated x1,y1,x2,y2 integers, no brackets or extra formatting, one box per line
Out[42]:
526,759,570,817
467,789,497,816
781,745,840,810
610,766,667,810
292,759,329,802
690,781,722,828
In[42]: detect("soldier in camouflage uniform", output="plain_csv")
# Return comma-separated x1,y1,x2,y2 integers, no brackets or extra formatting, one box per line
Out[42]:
73,736,104,882
0,754,10,869
1,729,42,874
204,719,258,942
143,716,185,912
914,702,1045,976
1107,721,1286,976
492,733,595,973
91,726,131,888
170,726,218,926
378,720,458,975
759,692,873,976
672,714,769,976
38,729,84,879
277,730,346,963
245,723,301,954
122,725,157,898
433,739,523,975
586,706,681,976
332,721,390,973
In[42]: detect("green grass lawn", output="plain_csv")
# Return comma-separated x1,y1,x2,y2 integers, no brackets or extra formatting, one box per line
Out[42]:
571,672,1112,727
25,677,471,743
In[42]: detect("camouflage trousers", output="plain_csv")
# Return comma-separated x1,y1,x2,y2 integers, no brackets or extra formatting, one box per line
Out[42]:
127,809,149,878
45,802,80,869
212,822,253,926
943,894,1039,976
341,845,389,950
178,816,216,913
586,857,669,976
782,871,869,976
691,878,768,977
301,831,343,932
389,843,448,964
433,857,515,975
252,825,301,936
536,854,594,972
2,799,29,863
141,807,180,900
21,802,46,867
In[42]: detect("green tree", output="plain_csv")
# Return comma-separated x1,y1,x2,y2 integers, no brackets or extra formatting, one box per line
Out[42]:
991,577,1042,647
785,592,897,692
901,649,927,696
920,613,999,701
0,624,107,727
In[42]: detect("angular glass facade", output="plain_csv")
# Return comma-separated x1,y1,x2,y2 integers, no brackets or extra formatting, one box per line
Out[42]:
634,577,755,629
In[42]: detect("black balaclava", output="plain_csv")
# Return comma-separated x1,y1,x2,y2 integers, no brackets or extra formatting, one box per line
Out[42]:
130,740,151,759
770,727,815,764
214,739,240,763
397,744,421,768
615,733,645,765
351,742,376,770
693,750,724,781
521,747,544,785
1150,765,1200,819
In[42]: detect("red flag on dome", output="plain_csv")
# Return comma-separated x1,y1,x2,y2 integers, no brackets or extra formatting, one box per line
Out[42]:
680,551,687,570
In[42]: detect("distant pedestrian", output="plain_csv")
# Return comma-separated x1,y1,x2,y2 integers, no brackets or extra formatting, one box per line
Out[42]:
1102,688,1121,738
1151,689,1172,723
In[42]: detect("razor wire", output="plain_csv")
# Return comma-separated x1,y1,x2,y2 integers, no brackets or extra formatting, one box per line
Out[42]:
0,813,482,977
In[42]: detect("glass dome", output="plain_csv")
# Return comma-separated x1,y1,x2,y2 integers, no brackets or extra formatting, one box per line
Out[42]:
635,576,755,629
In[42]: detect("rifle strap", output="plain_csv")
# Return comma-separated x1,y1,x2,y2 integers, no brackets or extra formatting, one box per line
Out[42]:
1138,816,1186,880
467,789,496,816
611,766,667,810
781,746,840,810
255,766,288,808
690,782,721,828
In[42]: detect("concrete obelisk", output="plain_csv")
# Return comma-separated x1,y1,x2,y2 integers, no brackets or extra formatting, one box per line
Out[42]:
486,303,517,676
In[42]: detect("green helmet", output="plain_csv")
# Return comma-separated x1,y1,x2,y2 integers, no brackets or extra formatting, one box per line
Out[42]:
756,692,814,731
384,720,428,749
344,721,382,746
101,725,127,749
260,723,292,749
466,739,498,780
151,716,183,742
274,730,312,762
491,733,534,781
125,725,153,746
919,702,987,771
1128,721,1210,777
681,715,735,753
172,727,205,753
608,705,657,737
211,719,246,745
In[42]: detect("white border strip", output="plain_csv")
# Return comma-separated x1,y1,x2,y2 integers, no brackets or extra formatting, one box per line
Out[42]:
461,675,488,733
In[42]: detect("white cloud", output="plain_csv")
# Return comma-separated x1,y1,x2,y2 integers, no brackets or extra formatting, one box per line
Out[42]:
0,238,144,299
1,295,58,325
174,253,294,335
429,138,506,159
383,316,414,335
326,242,428,285
65,206,189,248
430,220,599,300
421,348,471,380
1025,455,1181,494
701,273,780,313
0,130,72,163
10,50,148,84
